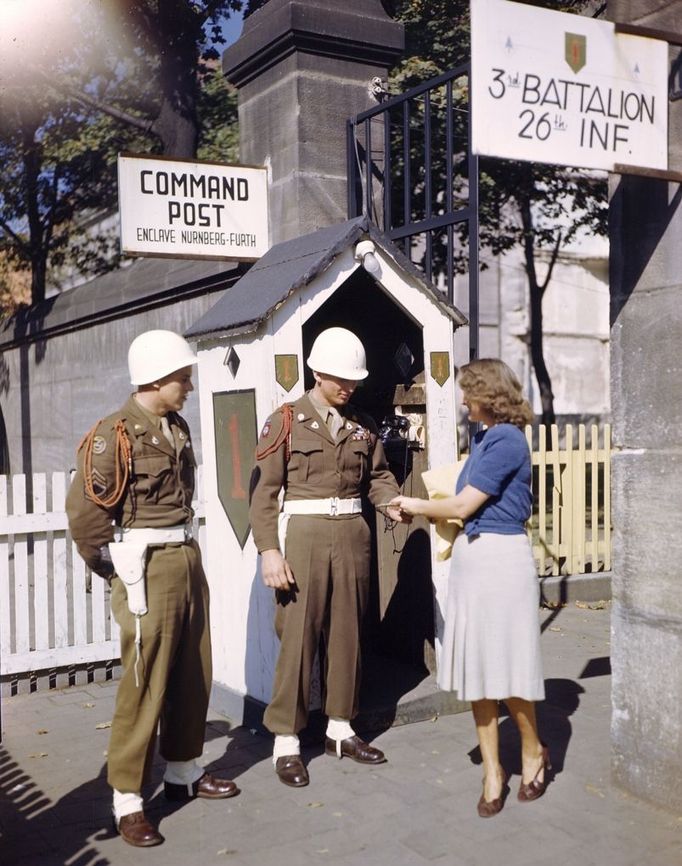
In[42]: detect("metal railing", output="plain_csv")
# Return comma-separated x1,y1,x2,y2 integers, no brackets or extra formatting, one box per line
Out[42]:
347,63,480,359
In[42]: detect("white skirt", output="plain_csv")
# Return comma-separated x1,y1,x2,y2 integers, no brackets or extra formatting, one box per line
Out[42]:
438,532,545,702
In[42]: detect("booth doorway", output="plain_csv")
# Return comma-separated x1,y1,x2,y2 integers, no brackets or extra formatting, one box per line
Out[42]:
302,269,436,713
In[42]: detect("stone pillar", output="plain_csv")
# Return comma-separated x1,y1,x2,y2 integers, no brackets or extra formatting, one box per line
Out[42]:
223,0,403,244
608,0,682,811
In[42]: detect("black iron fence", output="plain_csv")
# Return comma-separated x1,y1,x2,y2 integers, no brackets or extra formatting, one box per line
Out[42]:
347,63,480,360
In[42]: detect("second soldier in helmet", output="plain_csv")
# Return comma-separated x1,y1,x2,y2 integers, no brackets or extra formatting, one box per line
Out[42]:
249,327,407,786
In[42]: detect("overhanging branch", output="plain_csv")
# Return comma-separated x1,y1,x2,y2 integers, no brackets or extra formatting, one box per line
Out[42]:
0,219,29,254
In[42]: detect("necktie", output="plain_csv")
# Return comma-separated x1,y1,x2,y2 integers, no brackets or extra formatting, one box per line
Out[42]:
160,415,175,448
326,409,342,440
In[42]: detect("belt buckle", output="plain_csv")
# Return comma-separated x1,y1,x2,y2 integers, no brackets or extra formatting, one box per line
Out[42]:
330,497,339,516
184,525,193,542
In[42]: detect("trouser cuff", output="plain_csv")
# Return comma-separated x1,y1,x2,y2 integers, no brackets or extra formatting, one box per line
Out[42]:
163,759,204,786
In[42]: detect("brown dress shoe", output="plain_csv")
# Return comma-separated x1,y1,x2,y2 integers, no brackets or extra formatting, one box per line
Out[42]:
116,811,164,847
324,735,387,764
275,755,309,787
164,772,240,801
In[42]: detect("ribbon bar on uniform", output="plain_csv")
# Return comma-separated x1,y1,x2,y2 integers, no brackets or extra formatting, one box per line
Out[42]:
282,497,362,516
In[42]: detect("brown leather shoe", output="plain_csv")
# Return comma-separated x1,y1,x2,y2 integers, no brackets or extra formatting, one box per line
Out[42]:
275,755,309,787
324,735,387,764
164,772,240,801
116,811,164,847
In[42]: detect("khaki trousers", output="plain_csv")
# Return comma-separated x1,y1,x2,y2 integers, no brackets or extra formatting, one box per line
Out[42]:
107,540,212,793
263,514,371,735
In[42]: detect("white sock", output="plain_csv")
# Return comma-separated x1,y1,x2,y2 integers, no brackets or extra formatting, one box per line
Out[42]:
113,789,144,822
164,759,204,786
273,734,300,765
326,717,354,741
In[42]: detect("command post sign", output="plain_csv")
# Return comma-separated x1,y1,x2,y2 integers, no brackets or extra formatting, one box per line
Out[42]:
471,0,668,172
118,154,269,261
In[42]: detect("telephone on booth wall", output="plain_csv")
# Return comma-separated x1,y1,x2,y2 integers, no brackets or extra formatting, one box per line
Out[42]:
379,412,425,485
378,412,425,456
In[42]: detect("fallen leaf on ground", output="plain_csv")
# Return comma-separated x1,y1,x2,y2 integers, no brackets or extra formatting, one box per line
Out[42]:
37,729,48,735
95,721,112,729
307,802,324,808
28,752,48,758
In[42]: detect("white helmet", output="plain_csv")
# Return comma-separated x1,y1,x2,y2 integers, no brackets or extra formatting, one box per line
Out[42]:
306,327,368,380
128,330,198,385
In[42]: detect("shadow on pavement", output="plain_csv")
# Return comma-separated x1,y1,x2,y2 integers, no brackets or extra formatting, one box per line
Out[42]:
466,677,585,785
0,746,112,866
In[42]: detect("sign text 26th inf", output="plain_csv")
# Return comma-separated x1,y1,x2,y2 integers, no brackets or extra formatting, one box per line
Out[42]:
486,51,656,156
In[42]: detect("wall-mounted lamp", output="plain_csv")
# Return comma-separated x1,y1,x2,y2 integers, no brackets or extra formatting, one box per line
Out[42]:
354,240,381,276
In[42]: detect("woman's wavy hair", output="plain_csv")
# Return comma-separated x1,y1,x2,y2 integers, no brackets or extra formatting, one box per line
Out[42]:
458,358,534,429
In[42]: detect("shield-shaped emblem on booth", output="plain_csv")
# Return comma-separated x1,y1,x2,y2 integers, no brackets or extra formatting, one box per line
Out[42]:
275,354,299,392
565,33,586,74
213,390,257,549
430,352,450,387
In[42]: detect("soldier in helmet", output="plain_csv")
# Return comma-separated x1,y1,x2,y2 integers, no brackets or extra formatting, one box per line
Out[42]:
249,327,407,787
66,330,239,848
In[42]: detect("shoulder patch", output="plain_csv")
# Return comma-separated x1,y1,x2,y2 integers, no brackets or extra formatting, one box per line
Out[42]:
260,420,272,439
92,435,107,455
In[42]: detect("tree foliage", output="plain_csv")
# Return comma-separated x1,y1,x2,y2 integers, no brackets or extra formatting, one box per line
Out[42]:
0,0,242,309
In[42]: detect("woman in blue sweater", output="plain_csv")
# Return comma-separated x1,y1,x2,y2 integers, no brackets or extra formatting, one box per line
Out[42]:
391,358,549,818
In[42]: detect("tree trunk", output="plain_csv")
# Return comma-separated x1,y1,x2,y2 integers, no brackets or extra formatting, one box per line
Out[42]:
20,117,47,305
151,0,201,157
528,275,555,426
152,97,198,158
518,179,556,427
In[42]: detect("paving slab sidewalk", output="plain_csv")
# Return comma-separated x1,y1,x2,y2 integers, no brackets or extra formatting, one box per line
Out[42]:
1,603,681,866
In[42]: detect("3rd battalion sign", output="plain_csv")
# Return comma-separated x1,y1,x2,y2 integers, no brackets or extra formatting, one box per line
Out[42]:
471,0,668,172
118,154,269,261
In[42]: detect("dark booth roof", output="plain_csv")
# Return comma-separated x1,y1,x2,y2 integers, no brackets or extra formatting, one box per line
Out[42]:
185,216,467,340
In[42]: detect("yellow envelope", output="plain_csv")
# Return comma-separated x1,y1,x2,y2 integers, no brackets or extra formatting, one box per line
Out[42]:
421,459,468,561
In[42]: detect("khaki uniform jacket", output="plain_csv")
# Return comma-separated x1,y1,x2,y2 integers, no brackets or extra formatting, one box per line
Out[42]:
249,392,399,552
66,395,197,576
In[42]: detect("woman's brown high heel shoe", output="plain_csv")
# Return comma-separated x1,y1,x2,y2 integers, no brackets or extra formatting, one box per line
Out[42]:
477,771,509,818
518,744,552,802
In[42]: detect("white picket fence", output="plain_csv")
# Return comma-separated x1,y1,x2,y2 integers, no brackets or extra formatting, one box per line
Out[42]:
0,469,205,686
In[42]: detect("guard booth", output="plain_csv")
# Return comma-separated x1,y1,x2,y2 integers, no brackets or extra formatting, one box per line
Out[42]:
186,215,467,725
